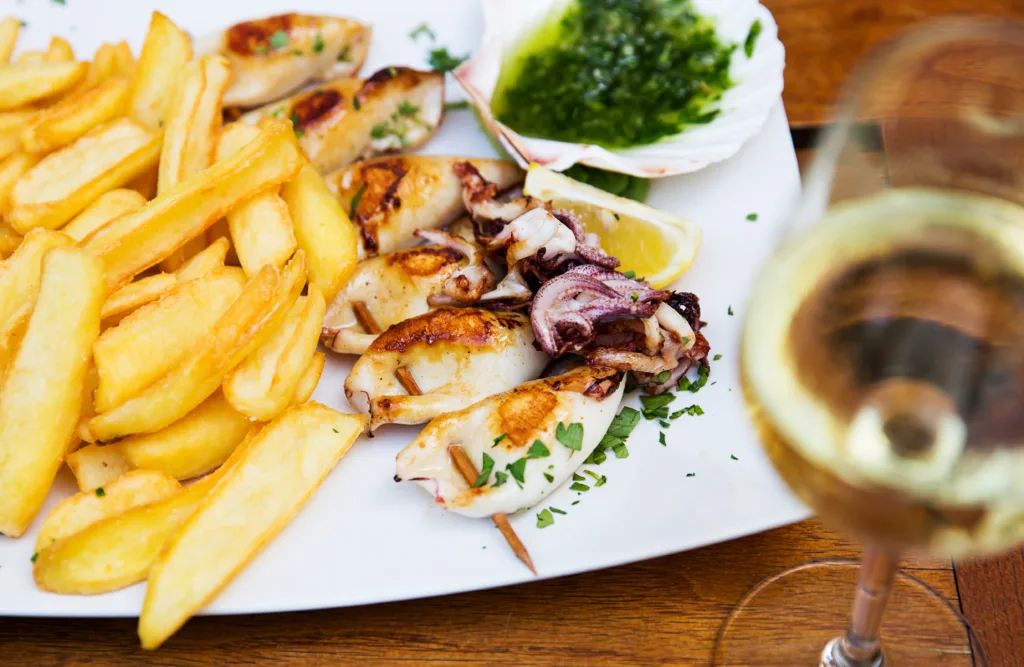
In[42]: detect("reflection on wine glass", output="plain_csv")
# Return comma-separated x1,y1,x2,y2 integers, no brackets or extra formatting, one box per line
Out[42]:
716,17,1024,667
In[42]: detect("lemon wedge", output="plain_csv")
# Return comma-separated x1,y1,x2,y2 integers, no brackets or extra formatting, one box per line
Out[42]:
523,165,701,289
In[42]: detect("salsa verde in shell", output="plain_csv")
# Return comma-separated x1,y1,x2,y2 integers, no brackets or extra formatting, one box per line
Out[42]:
491,0,736,149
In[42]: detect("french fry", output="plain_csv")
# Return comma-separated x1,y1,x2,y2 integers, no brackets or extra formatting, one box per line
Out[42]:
22,76,131,153
217,123,296,276
281,163,358,302
45,37,75,63
111,41,135,79
82,120,305,292
92,267,246,413
0,151,42,212
0,228,75,343
0,111,33,161
158,56,231,195
0,17,19,64
62,188,147,242
224,287,326,420
8,118,162,234
0,246,104,537
89,254,306,441
117,390,252,480
35,469,180,553
76,42,124,93
129,12,193,131
0,310,27,382
100,273,177,325
16,51,45,66
65,443,132,492
138,404,365,648
0,60,87,110
174,236,229,283
157,55,232,270
33,429,251,596
75,365,99,444
292,352,325,405
127,164,158,200
0,221,20,259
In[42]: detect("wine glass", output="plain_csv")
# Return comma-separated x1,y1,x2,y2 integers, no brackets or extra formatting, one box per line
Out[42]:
715,17,1024,667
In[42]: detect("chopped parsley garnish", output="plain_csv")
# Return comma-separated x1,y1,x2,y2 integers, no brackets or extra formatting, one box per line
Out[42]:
52,0,66,4
95,487,106,497
370,122,390,139
582,470,607,487
270,107,285,118
570,482,590,492
555,422,583,453
686,472,696,477
640,393,675,413
746,212,759,222
572,500,580,506
536,508,554,528
332,428,339,433
18,20,27,27
409,23,436,42
544,472,554,483
289,112,304,139
630,292,638,302
291,49,304,56
659,432,667,447
728,305,734,316
492,471,508,487
744,20,763,58
550,506,567,515
713,354,722,361
337,46,351,62
353,97,361,111
445,100,471,111
527,439,550,458
622,270,635,279
473,452,495,487
348,183,366,219
427,47,468,72
586,406,641,464
658,419,671,428
269,30,289,50
312,33,325,54
731,454,739,460
31,552,38,562
653,370,671,384
572,473,586,482
506,458,527,487
678,365,709,393
672,404,705,417
397,100,419,116
492,433,507,447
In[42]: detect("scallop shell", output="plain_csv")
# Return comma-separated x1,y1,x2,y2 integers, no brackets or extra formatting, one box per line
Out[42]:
454,0,786,178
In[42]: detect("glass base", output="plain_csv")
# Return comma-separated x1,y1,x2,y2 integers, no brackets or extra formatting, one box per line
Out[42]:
713,560,982,666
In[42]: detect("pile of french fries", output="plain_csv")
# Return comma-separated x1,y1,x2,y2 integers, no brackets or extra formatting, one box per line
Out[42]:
0,13,366,649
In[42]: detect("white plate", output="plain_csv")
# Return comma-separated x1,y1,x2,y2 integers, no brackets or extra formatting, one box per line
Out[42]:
0,0,809,617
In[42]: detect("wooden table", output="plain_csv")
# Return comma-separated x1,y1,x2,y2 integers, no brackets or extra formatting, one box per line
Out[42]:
5,1,1024,664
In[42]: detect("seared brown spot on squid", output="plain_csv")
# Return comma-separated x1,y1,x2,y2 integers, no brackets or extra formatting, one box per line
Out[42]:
356,67,436,104
372,307,513,354
498,387,559,448
386,246,462,277
291,89,344,131
226,14,295,55
350,160,409,255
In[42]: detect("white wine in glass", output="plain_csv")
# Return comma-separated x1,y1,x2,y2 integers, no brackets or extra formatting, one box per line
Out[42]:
718,17,1024,667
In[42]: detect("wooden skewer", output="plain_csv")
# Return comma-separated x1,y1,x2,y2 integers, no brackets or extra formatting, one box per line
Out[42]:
449,445,537,575
394,366,423,396
352,300,382,335
387,354,540,573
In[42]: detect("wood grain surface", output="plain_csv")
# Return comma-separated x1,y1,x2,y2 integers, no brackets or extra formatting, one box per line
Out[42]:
0,519,964,666
5,1,1024,665
767,0,1024,127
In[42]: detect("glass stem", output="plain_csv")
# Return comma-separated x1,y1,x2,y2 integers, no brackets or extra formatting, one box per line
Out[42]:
831,545,901,666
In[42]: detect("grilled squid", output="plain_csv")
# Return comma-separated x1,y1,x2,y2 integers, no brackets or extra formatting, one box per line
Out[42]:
345,307,549,430
241,67,444,173
325,155,522,258
197,13,371,108
395,366,625,517
322,240,496,355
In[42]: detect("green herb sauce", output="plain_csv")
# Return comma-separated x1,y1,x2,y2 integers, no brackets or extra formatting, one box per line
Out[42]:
491,0,735,149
